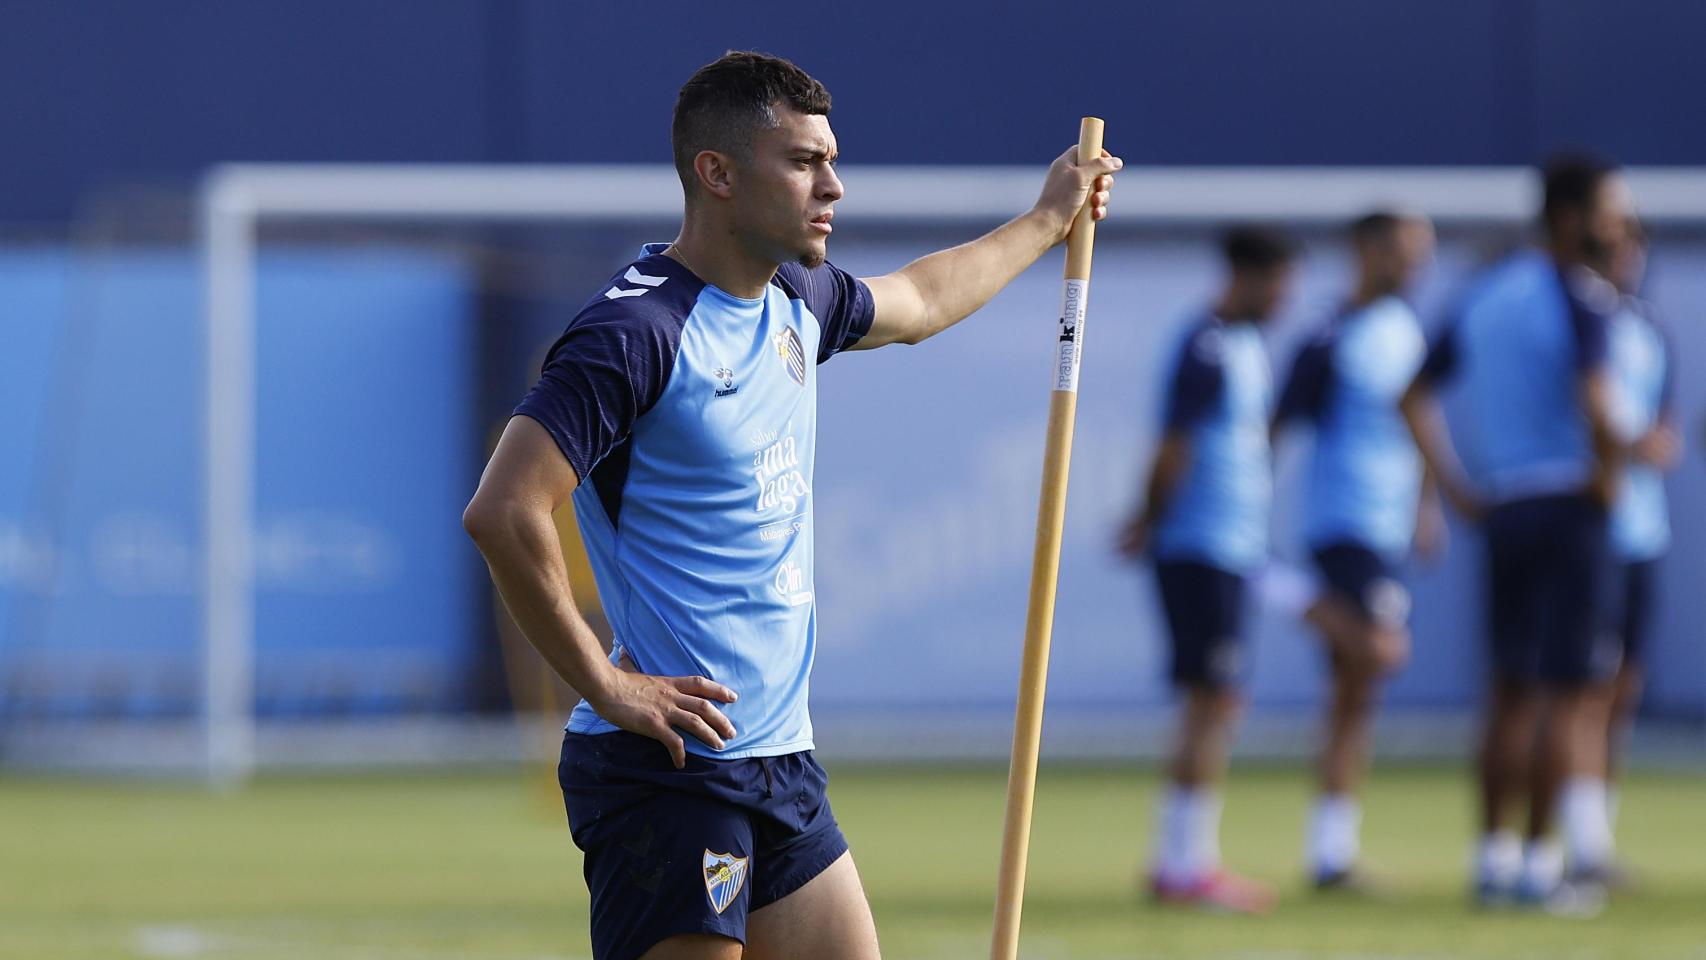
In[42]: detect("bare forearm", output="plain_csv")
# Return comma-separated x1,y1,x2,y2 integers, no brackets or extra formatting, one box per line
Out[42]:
1580,372,1625,504
467,507,615,702
891,209,1060,343
1140,436,1192,525
1631,416,1684,468
1401,387,1477,515
1418,463,1441,511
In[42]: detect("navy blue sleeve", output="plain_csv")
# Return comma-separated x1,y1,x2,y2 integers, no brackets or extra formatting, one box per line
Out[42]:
512,305,682,480
1163,328,1226,432
1567,300,1610,374
1274,332,1335,427
1559,268,1613,373
775,260,876,362
1414,322,1460,387
1658,314,1678,416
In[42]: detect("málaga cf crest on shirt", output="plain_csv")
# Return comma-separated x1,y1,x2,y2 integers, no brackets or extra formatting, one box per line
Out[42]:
702,849,750,914
774,326,806,386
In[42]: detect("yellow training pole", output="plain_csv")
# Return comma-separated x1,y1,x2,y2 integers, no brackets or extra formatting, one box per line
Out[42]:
989,116,1104,960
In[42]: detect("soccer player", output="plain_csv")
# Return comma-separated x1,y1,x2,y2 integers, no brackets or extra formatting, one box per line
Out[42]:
1577,218,1680,885
1117,225,1298,914
1400,154,1636,911
461,52,1119,960
1271,211,1438,892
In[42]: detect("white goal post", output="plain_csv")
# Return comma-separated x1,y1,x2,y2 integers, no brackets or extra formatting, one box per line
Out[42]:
198,163,1706,785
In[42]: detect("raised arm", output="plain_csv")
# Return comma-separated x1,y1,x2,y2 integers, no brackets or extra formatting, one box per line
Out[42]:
854,146,1121,349
463,417,736,769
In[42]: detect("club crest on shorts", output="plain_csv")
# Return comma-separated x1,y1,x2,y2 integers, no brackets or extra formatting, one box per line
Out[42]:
773,326,806,386
702,849,750,914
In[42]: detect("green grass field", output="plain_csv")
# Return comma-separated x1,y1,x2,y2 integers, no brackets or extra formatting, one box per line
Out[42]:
3,763,1703,960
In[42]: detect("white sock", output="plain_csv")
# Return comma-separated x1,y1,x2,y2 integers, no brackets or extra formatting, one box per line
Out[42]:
1252,563,1321,620
1561,777,1614,869
1309,794,1362,876
1154,785,1222,885
1194,790,1224,873
1521,839,1564,893
1476,830,1522,887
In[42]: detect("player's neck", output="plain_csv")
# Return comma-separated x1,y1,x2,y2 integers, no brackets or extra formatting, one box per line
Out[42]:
666,220,778,300
1212,294,1259,325
1546,238,1612,279
1349,277,1396,308
1547,239,1584,270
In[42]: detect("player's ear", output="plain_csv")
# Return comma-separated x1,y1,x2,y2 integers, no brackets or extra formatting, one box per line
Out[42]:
694,150,737,200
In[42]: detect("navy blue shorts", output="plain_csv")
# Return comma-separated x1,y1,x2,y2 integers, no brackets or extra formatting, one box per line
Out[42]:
1604,557,1661,666
1484,494,1619,687
1154,560,1247,689
559,731,849,960
1311,541,1410,628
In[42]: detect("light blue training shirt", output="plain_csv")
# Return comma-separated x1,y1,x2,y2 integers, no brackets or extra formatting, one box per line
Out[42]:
1606,296,1673,562
1151,313,1274,574
1276,296,1427,561
514,244,873,759
1416,250,1613,504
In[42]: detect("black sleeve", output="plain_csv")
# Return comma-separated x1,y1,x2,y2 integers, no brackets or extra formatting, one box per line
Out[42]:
1414,321,1461,387
1657,313,1678,417
1163,327,1226,432
511,306,681,479
1274,332,1335,427
775,260,877,362
1566,297,1611,375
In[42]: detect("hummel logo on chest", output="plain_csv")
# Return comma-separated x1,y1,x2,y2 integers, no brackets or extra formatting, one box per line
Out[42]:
714,366,739,398
603,267,668,300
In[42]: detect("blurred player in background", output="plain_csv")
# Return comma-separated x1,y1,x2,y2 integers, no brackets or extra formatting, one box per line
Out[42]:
1119,225,1298,914
1584,217,1681,886
1271,211,1438,892
1401,154,1636,912
463,51,1118,960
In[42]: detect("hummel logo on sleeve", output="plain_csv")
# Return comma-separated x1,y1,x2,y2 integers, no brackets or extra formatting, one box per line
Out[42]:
604,267,669,301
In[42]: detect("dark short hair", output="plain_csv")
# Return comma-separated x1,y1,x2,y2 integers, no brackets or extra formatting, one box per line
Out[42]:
1221,224,1299,271
1350,210,1404,247
1541,151,1618,229
671,51,832,193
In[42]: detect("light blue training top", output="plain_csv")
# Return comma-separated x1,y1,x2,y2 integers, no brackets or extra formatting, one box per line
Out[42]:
515,244,874,759
1606,296,1673,562
1276,296,1427,560
1416,250,1614,504
1151,313,1274,574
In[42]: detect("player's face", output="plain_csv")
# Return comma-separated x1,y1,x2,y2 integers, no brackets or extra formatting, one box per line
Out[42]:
1609,217,1647,295
734,106,843,269
1397,218,1436,282
1580,173,1638,271
1358,219,1434,294
1245,264,1295,323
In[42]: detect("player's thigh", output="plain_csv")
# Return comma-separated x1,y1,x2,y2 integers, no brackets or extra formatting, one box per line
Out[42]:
745,851,880,960
1538,499,1618,687
638,934,744,960
561,732,758,960
1484,505,1544,681
1156,561,1247,690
